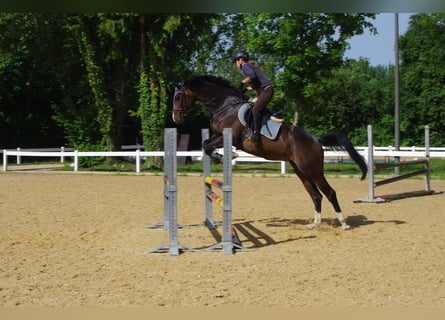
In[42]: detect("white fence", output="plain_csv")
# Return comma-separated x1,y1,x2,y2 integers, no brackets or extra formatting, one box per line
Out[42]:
2,145,445,174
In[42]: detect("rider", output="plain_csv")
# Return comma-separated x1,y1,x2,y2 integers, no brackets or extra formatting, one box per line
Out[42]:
232,50,283,144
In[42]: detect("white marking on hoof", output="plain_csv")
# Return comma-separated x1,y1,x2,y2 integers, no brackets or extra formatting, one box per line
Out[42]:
341,223,351,230
306,211,321,229
336,212,351,230
305,223,318,230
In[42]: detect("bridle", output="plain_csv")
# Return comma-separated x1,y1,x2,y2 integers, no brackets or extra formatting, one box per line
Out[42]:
173,85,186,117
172,83,199,121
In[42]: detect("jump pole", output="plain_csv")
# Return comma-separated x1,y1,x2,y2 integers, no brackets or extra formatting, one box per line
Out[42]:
202,128,216,229
202,128,246,254
149,128,192,255
355,125,442,203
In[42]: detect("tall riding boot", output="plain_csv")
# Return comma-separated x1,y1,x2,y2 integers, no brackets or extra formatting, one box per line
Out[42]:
251,113,261,144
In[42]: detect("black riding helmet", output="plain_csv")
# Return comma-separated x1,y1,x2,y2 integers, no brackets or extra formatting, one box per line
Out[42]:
232,50,249,62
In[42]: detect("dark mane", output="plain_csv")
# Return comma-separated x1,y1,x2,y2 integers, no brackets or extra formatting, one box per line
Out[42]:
185,75,238,91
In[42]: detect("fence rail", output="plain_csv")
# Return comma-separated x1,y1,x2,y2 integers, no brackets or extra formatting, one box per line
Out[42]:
2,145,445,174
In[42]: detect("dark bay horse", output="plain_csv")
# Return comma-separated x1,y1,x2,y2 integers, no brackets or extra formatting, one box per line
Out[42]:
172,75,367,230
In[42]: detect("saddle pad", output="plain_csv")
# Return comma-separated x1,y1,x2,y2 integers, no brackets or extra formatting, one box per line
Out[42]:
261,119,282,140
238,103,282,140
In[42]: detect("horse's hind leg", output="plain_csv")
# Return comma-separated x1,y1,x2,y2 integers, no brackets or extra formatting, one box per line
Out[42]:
290,162,324,229
315,176,351,230
291,162,350,230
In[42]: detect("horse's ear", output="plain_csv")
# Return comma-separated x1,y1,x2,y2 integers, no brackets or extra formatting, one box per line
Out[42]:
173,82,183,89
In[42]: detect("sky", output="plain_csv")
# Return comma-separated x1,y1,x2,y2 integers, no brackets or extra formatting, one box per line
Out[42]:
344,13,412,66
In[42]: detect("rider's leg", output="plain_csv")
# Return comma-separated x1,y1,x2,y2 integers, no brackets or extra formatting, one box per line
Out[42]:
251,112,261,144
251,86,273,144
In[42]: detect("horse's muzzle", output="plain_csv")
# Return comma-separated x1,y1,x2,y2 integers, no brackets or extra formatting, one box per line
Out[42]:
172,110,184,124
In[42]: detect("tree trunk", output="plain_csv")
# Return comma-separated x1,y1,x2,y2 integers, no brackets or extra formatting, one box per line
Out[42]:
294,96,303,125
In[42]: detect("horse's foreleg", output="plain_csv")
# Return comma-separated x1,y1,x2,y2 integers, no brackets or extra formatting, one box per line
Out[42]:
203,136,224,163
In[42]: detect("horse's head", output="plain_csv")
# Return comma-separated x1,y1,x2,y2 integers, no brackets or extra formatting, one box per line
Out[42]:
173,76,244,124
172,82,197,124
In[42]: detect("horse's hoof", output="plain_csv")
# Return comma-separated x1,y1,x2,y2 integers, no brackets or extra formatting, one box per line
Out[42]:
231,152,239,160
305,223,318,230
341,224,351,230
210,152,223,164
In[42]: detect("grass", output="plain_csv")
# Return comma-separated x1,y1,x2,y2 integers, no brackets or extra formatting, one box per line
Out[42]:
4,155,445,179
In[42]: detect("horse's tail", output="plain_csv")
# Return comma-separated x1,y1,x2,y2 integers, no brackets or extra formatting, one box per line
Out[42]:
319,130,367,180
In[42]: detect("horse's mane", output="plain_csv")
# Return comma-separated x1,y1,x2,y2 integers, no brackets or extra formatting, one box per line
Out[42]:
185,75,239,93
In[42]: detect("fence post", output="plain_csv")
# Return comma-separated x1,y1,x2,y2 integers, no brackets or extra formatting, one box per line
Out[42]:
425,125,431,192
367,125,375,201
136,149,141,173
221,128,233,255
74,150,79,172
60,146,65,163
164,128,179,255
16,147,21,164
149,128,194,255
280,161,286,174
355,124,442,203
2,150,7,172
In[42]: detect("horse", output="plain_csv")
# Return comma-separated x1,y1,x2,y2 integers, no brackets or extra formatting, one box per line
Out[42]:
172,75,367,230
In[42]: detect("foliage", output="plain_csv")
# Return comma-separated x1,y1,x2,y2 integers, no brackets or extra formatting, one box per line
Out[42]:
0,13,67,147
236,13,376,124
303,58,394,145
137,14,218,167
1,12,445,159
400,13,445,145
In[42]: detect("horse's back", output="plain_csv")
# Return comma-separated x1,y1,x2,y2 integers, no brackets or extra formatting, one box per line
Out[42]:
288,125,323,157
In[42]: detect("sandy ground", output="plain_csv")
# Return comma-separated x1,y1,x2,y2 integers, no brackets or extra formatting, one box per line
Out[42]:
0,171,444,307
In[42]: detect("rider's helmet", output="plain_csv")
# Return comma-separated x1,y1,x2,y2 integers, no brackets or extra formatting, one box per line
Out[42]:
232,50,249,62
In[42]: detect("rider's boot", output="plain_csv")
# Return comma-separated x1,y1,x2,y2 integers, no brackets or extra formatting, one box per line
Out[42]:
251,113,261,145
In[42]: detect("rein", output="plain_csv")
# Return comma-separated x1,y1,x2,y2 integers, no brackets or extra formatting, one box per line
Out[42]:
181,104,201,116
210,98,244,118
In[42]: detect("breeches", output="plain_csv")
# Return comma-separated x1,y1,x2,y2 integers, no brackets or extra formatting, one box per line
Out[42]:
252,85,273,115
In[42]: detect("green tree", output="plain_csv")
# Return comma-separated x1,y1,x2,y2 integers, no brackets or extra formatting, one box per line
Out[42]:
0,13,67,147
1,13,220,158
2,13,390,159
66,13,141,151
400,13,445,145
137,14,218,166
304,58,394,145
236,13,376,124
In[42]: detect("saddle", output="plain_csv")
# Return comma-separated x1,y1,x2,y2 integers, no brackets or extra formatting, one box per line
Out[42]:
237,103,283,140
